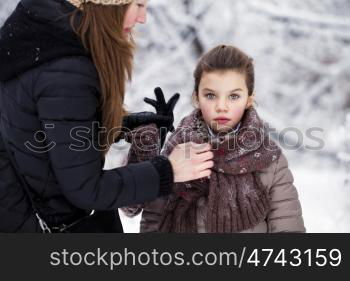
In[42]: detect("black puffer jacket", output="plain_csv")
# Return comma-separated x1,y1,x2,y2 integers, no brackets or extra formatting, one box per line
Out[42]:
0,0,173,232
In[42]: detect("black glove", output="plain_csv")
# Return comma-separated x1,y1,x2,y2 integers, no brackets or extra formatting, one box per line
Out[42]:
114,111,173,143
114,88,180,147
122,111,172,131
144,87,180,132
144,87,180,147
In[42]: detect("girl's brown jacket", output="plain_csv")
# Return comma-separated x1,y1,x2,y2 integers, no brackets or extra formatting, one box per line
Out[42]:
123,116,306,233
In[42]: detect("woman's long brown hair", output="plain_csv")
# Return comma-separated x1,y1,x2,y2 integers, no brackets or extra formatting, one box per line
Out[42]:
70,3,134,156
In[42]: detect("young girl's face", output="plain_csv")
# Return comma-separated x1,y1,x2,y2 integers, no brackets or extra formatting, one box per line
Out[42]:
197,70,254,133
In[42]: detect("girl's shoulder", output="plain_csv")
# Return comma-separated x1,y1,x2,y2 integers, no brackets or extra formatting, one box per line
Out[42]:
259,152,290,174
258,152,293,190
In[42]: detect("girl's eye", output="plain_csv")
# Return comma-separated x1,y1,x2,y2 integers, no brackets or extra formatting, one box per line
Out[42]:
229,94,239,100
205,93,215,100
137,3,145,8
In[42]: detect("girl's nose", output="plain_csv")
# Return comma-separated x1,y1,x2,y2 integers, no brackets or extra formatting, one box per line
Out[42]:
215,100,228,112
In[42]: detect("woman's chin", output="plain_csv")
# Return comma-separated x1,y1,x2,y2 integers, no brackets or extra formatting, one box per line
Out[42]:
123,28,133,38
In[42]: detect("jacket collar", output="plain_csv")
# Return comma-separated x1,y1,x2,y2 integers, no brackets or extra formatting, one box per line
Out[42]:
0,0,88,82
206,122,241,138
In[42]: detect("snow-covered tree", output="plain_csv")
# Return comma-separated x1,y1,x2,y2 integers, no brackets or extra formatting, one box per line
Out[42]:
125,0,350,159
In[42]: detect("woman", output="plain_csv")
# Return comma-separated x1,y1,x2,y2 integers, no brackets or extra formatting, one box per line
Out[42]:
0,0,214,232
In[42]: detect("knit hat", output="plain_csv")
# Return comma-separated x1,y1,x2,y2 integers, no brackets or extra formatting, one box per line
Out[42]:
67,0,133,8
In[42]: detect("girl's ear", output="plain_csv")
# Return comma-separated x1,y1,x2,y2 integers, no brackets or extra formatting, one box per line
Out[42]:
246,93,255,109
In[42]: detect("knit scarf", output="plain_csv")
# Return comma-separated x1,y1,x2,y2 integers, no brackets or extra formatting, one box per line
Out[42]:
159,107,282,233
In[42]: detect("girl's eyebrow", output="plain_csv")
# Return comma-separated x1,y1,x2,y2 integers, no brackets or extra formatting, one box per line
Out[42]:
231,88,243,93
202,88,215,92
201,88,243,93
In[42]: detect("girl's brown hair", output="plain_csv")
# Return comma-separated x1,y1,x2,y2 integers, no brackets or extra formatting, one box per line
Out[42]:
193,45,254,103
70,3,134,156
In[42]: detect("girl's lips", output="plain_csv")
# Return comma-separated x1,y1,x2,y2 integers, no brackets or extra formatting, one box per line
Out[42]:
215,119,230,124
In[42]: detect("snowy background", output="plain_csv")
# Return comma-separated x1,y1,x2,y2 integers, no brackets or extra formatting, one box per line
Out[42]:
1,0,349,232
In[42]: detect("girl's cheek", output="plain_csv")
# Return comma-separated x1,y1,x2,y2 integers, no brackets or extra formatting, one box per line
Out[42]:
229,106,246,122
199,103,212,118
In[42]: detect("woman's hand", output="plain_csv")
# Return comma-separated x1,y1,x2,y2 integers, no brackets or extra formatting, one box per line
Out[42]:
115,112,172,143
144,87,180,147
144,87,180,132
122,111,170,131
168,142,214,182
117,88,180,146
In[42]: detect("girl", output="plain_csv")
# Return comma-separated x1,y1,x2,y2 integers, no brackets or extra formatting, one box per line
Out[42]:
127,45,306,233
0,0,213,232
